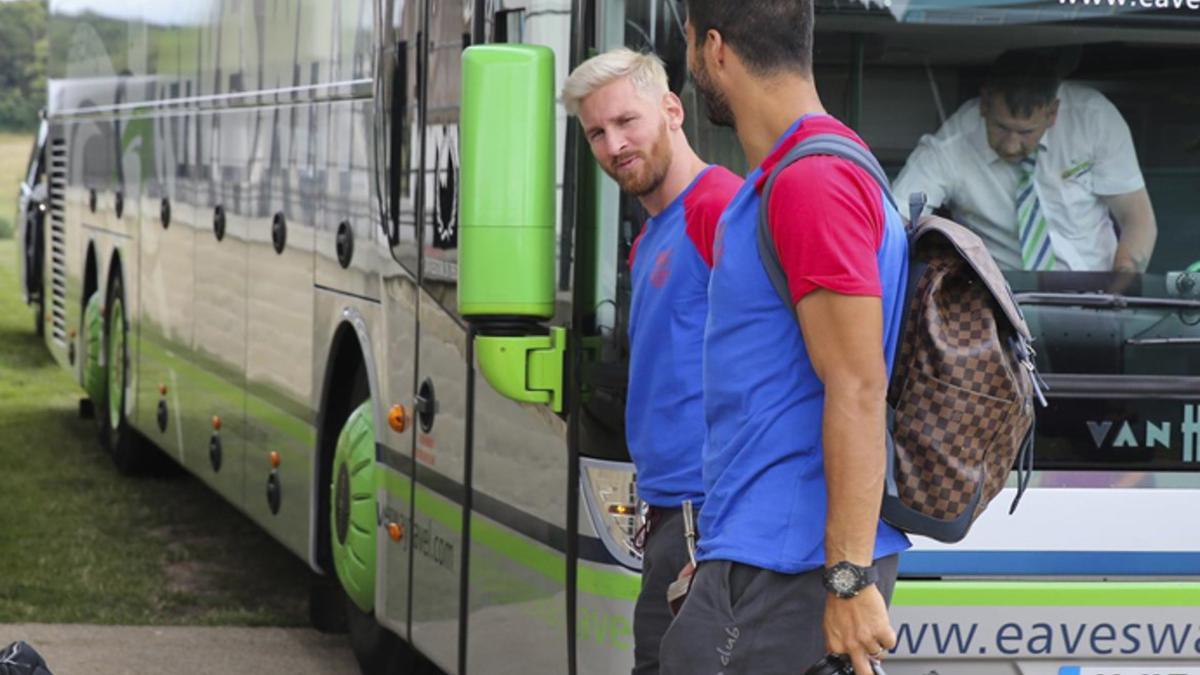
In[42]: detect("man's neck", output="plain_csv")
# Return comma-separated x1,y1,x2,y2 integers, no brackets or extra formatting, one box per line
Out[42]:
639,143,708,216
732,74,826,168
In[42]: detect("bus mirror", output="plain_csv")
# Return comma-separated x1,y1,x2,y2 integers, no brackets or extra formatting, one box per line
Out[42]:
459,44,555,322
475,328,566,413
460,45,564,413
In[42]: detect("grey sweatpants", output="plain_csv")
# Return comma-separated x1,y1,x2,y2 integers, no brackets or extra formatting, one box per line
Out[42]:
659,555,899,674
633,507,690,675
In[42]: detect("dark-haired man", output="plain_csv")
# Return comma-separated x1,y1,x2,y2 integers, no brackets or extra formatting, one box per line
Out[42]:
661,1,909,673
894,50,1156,272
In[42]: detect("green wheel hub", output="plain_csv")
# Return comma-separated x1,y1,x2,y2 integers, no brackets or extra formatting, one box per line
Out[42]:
83,291,104,404
107,297,125,431
330,402,378,613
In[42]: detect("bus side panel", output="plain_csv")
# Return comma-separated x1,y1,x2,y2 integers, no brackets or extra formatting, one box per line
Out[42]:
135,109,195,462
187,106,249,508
242,99,320,559
888,601,1200,674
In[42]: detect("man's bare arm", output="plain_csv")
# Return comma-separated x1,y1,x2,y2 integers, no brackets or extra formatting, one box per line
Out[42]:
1104,188,1157,273
797,290,895,673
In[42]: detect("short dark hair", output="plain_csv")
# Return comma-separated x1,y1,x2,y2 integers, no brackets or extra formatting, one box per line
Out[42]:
685,0,814,76
983,50,1062,117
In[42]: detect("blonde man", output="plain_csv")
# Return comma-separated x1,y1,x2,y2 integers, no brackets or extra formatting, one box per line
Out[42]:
562,48,741,674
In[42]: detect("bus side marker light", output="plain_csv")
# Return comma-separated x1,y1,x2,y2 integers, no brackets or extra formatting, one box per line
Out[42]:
270,451,281,468
387,522,404,542
388,404,408,433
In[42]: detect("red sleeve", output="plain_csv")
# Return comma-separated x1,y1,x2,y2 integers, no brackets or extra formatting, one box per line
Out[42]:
765,156,885,304
684,167,742,268
628,223,647,269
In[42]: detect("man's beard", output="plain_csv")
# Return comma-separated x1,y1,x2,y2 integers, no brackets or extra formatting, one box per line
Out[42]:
691,55,735,128
604,125,672,197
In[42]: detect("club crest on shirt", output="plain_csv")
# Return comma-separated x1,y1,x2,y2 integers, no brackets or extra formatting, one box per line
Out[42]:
651,249,672,288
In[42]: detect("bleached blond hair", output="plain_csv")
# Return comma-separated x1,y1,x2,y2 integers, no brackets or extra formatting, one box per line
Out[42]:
560,48,670,117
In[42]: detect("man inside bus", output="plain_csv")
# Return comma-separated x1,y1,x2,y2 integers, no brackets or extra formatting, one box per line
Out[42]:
662,1,909,673
561,48,742,675
893,49,1157,273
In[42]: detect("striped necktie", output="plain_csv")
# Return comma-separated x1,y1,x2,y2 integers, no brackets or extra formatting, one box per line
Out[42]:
1016,155,1056,271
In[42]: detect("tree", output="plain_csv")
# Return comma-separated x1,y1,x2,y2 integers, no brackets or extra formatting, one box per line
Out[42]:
0,0,48,132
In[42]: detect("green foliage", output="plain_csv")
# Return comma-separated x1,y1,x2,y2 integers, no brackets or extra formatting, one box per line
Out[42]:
1,133,34,239
0,0,47,132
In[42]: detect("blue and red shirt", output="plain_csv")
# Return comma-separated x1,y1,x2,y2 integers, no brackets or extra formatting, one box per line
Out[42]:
698,115,911,573
627,165,742,510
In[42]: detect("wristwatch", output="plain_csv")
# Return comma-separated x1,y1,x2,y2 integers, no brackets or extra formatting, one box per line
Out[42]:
822,561,878,599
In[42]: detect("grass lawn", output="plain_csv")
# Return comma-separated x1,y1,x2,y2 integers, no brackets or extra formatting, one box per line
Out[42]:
0,133,34,239
0,238,311,625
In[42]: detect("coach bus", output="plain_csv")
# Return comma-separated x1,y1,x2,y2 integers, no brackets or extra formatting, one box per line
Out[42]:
21,0,1199,673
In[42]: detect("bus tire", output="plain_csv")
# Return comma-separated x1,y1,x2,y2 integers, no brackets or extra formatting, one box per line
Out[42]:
98,274,148,474
82,290,104,405
346,600,408,675
308,570,348,634
329,400,408,674
25,210,44,337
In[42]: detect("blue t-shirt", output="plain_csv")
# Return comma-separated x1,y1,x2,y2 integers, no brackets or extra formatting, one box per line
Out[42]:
626,165,742,509
699,115,911,572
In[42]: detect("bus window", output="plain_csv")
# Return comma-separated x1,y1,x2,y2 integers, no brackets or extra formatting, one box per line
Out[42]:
813,1,1200,477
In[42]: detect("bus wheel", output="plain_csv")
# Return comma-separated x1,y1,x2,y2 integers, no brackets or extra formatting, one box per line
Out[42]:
330,401,406,674
98,275,148,474
82,290,104,406
25,211,44,337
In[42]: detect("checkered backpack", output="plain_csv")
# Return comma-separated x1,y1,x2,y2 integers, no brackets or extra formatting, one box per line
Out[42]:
758,134,1045,543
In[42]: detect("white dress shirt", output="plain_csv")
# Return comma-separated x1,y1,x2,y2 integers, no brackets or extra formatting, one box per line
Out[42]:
893,82,1145,271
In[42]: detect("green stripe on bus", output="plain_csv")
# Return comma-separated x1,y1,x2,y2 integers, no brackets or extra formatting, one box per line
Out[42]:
379,471,1198,607
381,470,1200,607
379,469,639,601
137,333,314,444
893,581,1200,607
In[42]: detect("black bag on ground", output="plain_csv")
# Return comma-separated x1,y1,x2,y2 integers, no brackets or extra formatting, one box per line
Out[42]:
0,641,53,675
757,134,1045,543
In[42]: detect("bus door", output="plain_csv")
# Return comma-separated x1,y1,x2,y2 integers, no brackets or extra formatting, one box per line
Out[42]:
407,0,470,669
568,2,746,671
457,7,576,675
377,0,423,646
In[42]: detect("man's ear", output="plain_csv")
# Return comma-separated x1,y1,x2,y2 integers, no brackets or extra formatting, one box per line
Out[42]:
704,28,725,72
663,91,685,130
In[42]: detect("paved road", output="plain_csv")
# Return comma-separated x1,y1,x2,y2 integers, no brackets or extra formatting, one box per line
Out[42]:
0,624,360,675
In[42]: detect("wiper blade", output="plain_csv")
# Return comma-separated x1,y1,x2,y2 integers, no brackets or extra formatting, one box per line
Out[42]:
1015,292,1200,311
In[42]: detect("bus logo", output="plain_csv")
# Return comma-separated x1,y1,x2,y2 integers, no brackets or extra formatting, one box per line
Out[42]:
1086,404,1200,461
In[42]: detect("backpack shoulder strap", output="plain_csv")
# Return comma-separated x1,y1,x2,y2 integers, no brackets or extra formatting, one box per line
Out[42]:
756,133,899,312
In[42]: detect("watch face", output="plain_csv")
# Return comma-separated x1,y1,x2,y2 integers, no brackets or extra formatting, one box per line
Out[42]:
829,564,861,594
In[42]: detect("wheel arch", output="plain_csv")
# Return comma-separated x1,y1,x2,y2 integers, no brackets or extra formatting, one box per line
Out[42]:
312,307,383,576
82,242,98,316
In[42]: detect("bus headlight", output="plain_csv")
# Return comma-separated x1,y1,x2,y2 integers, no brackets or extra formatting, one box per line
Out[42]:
580,458,642,570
